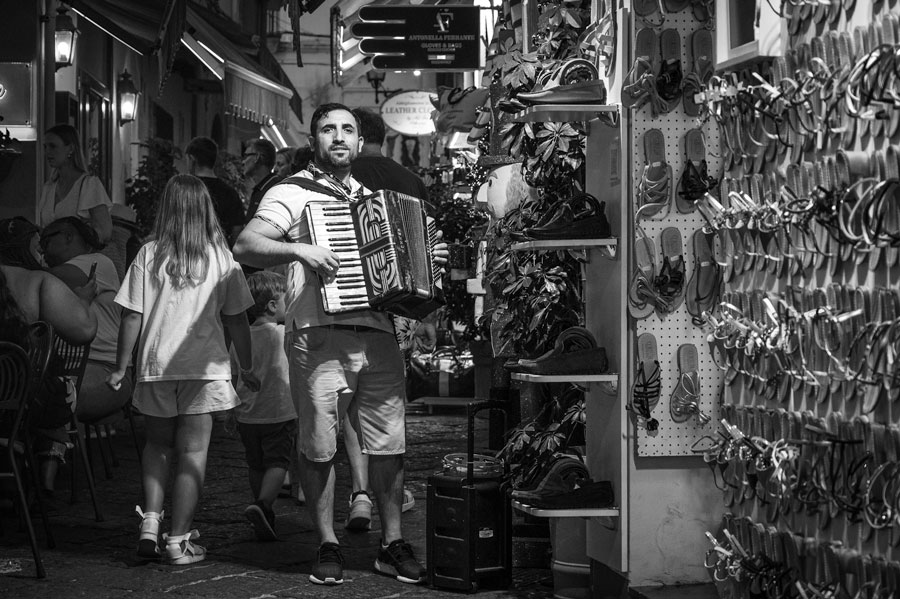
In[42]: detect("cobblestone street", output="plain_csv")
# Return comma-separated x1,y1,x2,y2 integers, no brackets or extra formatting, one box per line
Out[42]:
0,409,555,598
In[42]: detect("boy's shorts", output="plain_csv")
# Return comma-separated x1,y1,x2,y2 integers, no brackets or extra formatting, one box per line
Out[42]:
133,379,238,418
237,419,297,471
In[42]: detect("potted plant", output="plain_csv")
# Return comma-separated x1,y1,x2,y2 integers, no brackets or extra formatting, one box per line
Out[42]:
125,138,181,237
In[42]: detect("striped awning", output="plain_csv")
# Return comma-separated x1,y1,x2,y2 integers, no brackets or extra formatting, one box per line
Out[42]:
185,6,292,129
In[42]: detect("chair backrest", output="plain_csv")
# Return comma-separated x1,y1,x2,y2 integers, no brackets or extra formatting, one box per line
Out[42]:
0,342,31,432
52,335,91,395
26,322,54,388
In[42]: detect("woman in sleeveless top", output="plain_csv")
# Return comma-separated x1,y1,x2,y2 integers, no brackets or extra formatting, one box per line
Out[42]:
38,124,113,243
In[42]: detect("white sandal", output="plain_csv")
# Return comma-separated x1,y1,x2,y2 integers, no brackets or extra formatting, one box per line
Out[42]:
135,505,164,558
164,529,206,565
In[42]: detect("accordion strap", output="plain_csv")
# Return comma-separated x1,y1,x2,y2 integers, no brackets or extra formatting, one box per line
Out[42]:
277,176,350,201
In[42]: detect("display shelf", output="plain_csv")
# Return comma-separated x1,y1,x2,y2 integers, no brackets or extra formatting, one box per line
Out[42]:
511,372,617,384
512,499,620,518
512,104,619,123
510,238,618,259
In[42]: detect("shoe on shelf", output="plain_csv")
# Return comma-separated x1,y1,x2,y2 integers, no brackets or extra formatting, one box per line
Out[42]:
164,529,205,565
512,454,589,501
402,489,415,513
136,505,164,559
244,501,278,541
526,480,615,510
310,542,344,585
345,490,373,531
375,538,426,584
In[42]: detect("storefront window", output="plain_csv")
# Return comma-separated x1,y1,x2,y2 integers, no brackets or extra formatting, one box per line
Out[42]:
78,72,111,189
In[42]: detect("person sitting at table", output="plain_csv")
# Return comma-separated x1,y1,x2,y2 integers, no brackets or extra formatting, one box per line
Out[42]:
41,217,132,422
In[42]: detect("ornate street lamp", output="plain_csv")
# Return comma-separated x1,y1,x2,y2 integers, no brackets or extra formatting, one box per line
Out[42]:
54,6,79,69
118,70,139,125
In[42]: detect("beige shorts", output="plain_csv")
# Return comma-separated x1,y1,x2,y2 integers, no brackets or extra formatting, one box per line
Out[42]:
132,379,239,418
287,326,406,462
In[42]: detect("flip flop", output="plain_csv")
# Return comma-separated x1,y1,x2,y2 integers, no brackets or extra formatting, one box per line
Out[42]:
655,227,686,316
670,343,704,424
663,0,690,11
685,228,721,326
637,128,671,220
628,227,658,320
633,0,664,27
683,29,713,117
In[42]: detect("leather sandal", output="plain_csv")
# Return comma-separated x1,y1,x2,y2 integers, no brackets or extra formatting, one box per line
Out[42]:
629,332,661,433
654,227,686,316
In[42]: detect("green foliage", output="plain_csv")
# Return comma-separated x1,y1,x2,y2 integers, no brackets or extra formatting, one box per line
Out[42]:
498,386,586,488
125,138,181,237
215,151,248,206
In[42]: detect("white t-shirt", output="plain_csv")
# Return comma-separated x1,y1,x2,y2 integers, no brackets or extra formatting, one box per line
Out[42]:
253,171,393,334
38,173,111,227
67,252,120,364
230,322,296,424
115,241,253,382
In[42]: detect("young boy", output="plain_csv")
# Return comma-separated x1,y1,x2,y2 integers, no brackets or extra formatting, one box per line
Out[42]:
231,271,297,541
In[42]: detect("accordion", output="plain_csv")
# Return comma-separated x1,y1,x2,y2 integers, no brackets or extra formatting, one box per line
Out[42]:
305,190,444,320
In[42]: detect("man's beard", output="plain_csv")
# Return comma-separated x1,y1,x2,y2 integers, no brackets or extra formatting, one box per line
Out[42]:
317,145,355,169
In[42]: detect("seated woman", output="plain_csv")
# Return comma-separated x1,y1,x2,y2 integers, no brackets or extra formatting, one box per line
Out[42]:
41,217,132,422
0,217,97,497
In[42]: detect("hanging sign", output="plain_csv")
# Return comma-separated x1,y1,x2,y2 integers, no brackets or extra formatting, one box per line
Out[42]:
352,5,482,71
380,91,437,136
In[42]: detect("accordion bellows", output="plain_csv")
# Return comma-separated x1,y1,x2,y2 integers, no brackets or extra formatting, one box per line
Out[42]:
306,190,444,320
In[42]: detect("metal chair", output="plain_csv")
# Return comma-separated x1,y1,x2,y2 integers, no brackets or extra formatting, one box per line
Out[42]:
0,341,47,578
52,335,104,522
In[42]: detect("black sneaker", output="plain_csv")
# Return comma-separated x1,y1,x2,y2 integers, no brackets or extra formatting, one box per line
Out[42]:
244,502,278,541
374,539,425,584
310,542,344,585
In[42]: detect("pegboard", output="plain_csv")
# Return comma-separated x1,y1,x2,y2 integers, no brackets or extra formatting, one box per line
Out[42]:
626,9,723,457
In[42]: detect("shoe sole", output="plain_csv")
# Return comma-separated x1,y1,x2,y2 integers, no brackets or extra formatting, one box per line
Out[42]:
345,515,371,531
309,574,343,585
137,539,160,559
244,505,278,541
167,554,206,565
374,559,424,584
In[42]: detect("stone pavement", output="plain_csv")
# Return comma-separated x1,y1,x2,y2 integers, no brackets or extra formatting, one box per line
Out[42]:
0,409,556,598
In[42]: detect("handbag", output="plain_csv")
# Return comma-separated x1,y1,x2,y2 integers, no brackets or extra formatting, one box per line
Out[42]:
407,346,475,400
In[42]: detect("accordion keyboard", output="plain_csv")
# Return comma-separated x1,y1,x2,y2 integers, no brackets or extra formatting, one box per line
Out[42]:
305,201,370,313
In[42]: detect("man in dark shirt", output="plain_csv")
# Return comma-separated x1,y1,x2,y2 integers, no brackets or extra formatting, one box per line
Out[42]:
242,138,282,222
185,136,245,246
350,108,429,203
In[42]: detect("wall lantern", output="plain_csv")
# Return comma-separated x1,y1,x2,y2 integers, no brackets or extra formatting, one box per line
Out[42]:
54,7,79,69
366,70,387,104
118,70,139,125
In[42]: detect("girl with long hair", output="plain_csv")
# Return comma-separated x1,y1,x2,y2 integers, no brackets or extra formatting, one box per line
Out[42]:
38,124,113,243
106,174,259,565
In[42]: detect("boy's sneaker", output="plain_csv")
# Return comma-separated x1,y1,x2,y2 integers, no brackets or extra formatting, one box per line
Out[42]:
345,490,373,531
374,538,425,584
309,542,344,585
244,501,278,541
